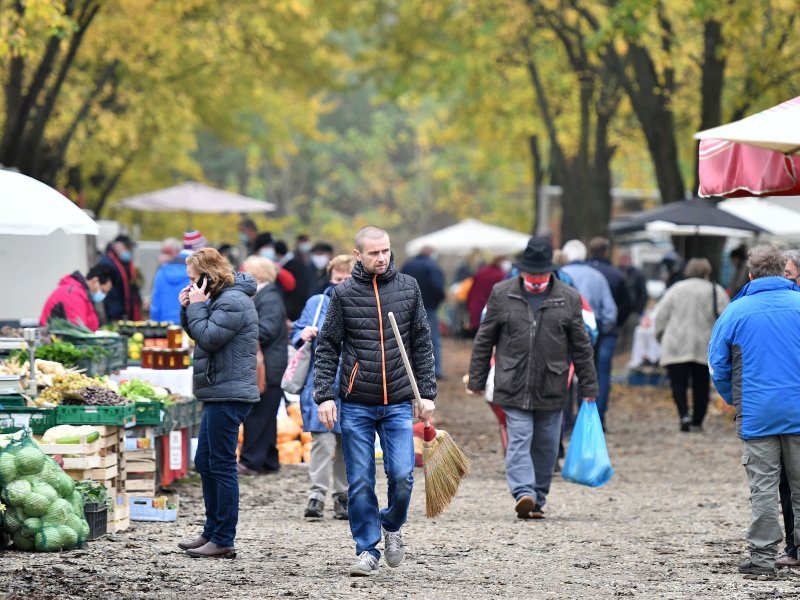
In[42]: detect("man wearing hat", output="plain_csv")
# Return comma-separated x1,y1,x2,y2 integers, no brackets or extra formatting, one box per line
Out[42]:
150,232,206,324
468,237,598,519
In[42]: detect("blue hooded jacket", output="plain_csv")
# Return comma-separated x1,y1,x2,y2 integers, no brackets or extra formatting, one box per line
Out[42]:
708,276,800,439
150,259,189,323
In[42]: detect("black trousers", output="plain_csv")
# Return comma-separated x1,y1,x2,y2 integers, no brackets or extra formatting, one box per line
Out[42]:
780,464,797,557
240,384,283,473
666,362,710,426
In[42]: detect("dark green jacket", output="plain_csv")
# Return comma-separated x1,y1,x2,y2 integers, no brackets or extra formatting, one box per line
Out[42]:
468,276,598,411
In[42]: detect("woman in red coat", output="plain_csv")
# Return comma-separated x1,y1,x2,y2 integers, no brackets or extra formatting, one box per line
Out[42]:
40,264,114,331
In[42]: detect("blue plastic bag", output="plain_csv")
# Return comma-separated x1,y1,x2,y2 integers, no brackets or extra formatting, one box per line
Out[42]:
562,401,614,487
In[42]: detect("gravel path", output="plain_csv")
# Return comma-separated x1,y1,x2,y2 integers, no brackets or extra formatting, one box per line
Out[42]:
1,339,799,599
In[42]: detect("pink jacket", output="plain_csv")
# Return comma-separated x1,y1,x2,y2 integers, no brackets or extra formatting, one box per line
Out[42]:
40,273,99,331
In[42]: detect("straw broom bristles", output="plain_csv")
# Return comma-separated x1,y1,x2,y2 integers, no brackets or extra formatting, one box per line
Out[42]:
387,311,470,519
423,429,470,518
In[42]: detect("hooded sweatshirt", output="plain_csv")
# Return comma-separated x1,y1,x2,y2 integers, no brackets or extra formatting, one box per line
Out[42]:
40,272,100,331
150,259,190,323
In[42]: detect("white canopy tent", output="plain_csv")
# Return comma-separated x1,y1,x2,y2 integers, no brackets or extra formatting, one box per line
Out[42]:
0,170,99,235
118,182,276,213
0,170,98,320
718,197,800,237
405,219,530,257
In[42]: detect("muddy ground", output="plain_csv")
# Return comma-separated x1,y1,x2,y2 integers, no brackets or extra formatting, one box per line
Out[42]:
1,338,799,599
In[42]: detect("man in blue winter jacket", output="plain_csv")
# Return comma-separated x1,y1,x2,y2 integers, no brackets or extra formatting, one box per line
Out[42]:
708,244,800,576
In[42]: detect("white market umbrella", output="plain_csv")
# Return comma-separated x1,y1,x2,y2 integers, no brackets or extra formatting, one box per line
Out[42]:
117,182,276,213
694,97,800,155
405,219,530,257
0,170,99,235
718,197,800,236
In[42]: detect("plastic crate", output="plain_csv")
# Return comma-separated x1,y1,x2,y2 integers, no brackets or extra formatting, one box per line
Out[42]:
84,502,108,541
129,494,179,522
57,332,128,374
0,394,26,409
56,404,136,427
134,401,163,426
0,407,57,435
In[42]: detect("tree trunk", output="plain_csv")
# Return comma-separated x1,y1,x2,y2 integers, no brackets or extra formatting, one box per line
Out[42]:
529,134,544,235
694,18,726,194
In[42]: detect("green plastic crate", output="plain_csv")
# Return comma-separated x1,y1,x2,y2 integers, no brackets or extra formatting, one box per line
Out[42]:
134,401,163,426
0,394,27,409
0,407,57,435
56,403,136,427
57,332,128,374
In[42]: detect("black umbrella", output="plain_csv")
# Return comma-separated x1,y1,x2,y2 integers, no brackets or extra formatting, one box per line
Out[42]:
610,198,765,237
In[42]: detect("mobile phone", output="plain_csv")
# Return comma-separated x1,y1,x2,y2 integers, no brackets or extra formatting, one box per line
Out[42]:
196,273,211,289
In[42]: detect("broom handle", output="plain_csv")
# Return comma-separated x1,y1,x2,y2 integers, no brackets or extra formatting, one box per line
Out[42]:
387,312,424,413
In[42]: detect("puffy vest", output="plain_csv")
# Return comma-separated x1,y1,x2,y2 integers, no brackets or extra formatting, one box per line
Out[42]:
336,261,419,406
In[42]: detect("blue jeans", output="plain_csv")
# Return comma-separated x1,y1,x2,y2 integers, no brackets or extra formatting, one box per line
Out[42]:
340,402,415,559
595,333,617,424
194,401,252,548
504,407,563,507
427,311,443,378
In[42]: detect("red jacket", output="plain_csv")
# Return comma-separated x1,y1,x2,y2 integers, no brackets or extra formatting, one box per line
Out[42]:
40,272,100,331
467,264,507,330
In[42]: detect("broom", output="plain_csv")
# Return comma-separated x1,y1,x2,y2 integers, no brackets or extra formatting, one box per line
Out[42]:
388,311,470,517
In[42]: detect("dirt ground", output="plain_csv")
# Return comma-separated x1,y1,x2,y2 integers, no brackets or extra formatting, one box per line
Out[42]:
2,338,800,599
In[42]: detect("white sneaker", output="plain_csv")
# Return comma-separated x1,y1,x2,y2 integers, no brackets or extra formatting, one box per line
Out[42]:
383,527,405,567
349,551,379,576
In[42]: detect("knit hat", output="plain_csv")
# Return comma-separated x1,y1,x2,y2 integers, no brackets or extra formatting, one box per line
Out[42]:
183,230,207,253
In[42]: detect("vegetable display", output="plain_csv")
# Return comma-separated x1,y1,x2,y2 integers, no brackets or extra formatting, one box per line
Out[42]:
118,379,169,403
10,341,108,369
0,433,90,551
62,387,128,407
37,373,103,406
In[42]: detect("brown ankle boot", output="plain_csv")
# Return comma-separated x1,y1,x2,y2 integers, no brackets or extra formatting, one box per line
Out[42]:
186,541,236,558
177,536,208,551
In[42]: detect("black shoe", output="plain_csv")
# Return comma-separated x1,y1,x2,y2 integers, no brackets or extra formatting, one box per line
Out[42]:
690,424,703,433
304,499,324,519
333,495,349,520
680,416,691,432
738,560,775,575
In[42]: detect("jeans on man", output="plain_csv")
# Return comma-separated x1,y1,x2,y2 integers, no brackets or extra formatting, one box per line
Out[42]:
504,407,563,507
595,333,617,424
340,401,414,560
742,435,800,567
427,311,443,378
308,431,348,502
194,401,252,548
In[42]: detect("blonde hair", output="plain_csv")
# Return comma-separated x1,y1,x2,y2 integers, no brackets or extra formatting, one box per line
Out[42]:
185,248,235,296
327,254,356,276
241,256,277,284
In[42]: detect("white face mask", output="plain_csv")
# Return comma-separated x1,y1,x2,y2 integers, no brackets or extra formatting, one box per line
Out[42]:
259,247,276,261
298,242,313,254
311,254,330,270
500,260,512,273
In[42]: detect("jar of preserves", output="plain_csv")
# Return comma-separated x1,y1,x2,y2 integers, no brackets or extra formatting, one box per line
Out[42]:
153,349,167,370
141,347,155,370
167,326,183,349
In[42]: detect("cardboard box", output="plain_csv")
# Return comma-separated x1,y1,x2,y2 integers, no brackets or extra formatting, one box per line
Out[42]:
129,494,179,522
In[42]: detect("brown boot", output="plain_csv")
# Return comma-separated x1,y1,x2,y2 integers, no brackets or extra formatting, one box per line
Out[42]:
177,535,208,551
515,496,544,519
186,541,236,559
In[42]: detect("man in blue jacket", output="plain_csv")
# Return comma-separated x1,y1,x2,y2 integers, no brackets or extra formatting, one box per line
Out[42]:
709,244,800,576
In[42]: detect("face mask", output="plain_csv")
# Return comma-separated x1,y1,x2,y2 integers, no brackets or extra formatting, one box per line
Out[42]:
523,273,550,294
260,248,276,261
298,242,313,254
311,254,330,270
500,260,512,273
91,290,107,303
119,250,132,263
239,232,250,245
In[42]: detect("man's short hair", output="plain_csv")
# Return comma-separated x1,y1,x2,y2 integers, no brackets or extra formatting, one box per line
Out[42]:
784,249,800,271
684,258,712,279
87,263,115,285
355,226,389,251
562,239,587,263
239,219,257,231
588,237,610,259
748,244,785,279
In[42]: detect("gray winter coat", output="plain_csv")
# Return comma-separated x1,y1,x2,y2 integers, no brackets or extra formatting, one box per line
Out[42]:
181,272,260,403
253,283,288,385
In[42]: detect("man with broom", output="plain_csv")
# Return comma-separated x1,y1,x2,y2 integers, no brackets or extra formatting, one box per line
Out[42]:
314,226,437,576
468,236,598,519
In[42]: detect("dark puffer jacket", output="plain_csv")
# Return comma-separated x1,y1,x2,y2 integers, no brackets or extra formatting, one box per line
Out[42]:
468,276,598,411
253,283,288,386
313,261,437,406
181,273,260,403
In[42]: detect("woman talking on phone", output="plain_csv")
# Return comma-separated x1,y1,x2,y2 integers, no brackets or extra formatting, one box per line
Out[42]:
177,247,260,558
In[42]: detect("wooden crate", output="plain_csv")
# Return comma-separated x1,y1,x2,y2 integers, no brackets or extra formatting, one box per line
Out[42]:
66,463,118,482
123,474,157,494
123,449,156,474
61,452,117,471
